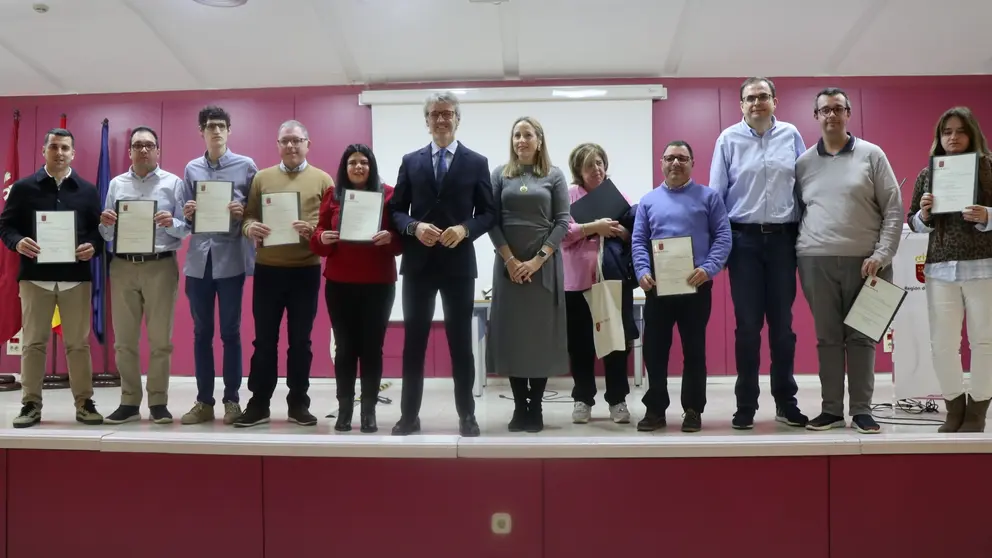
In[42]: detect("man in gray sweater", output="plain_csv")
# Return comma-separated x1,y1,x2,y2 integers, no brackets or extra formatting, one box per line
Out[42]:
795,87,903,434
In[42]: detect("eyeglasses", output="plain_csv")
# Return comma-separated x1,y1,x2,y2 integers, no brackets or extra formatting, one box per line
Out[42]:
743,93,772,104
277,138,308,147
816,106,849,117
130,142,157,151
663,155,691,164
428,110,456,121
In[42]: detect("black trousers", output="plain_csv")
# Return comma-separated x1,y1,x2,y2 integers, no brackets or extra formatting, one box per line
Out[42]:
641,281,712,415
246,264,321,409
565,291,630,406
400,273,476,418
325,280,395,402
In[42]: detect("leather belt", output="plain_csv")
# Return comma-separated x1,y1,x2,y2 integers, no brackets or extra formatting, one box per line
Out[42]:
120,251,174,263
730,223,798,235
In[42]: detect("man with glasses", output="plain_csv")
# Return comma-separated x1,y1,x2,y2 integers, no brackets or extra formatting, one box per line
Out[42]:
387,91,496,436
796,87,902,434
710,76,809,430
234,120,332,428
100,126,188,425
0,128,105,428
179,106,258,425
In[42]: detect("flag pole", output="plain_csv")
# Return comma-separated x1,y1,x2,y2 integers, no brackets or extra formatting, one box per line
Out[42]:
101,117,109,375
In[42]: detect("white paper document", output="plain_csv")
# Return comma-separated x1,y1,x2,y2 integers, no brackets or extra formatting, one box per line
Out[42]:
261,192,301,247
339,190,384,242
35,210,76,264
114,199,156,255
844,275,907,343
193,180,233,234
651,236,696,296
931,152,978,214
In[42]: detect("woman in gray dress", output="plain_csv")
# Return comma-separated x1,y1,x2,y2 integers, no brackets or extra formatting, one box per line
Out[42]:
486,116,571,433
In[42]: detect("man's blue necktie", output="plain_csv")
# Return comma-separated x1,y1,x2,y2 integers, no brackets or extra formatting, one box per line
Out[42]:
436,148,448,184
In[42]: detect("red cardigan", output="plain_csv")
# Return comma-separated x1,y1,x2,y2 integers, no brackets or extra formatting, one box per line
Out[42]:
310,184,402,284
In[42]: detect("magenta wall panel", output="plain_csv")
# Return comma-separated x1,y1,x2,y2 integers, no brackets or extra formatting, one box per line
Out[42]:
830,454,992,557
262,456,543,558
6,449,263,558
544,456,829,558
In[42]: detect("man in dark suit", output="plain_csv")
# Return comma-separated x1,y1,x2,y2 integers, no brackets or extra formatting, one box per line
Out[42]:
388,91,497,437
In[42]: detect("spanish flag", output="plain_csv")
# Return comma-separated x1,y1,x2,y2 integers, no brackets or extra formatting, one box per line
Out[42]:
52,305,62,336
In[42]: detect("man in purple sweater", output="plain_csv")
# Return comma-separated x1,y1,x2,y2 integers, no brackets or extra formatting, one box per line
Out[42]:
631,141,732,432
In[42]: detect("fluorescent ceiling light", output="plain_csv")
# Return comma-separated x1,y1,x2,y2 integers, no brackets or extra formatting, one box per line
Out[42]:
193,0,248,7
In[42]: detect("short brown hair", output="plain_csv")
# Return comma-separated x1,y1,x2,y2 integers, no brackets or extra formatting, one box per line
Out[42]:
568,143,609,186
503,116,552,178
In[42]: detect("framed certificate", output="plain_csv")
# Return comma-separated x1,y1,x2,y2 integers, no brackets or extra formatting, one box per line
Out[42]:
651,236,696,296
34,210,77,264
338,189,384,243
843,275,907,344
192,180,234,234
114,199,157,255
261,191,302,247
929,152,978,214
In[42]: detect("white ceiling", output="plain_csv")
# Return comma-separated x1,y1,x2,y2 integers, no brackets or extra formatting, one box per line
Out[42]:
0,0,990,97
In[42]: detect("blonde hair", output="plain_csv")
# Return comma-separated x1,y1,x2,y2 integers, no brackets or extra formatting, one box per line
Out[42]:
502,116,551,178
568,143,609,186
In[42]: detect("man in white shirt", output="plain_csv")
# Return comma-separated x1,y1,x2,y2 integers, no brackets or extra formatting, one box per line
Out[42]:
98,126,188,425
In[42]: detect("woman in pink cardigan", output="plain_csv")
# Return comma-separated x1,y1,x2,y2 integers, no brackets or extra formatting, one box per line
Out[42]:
560,143,639,425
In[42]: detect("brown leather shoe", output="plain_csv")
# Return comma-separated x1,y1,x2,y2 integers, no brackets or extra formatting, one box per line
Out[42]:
959,395,991,433
938,394,967,433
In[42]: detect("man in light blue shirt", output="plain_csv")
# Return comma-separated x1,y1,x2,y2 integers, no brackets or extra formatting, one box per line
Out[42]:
178,106,258,426
98,126,188,426
709,77,808,430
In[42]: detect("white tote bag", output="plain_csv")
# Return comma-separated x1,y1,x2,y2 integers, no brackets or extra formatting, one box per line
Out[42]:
582,240,626,359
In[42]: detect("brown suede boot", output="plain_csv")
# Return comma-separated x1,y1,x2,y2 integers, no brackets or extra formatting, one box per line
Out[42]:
939,394,967,433
958,395,991,433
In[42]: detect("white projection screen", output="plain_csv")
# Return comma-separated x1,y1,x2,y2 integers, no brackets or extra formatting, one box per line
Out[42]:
368,94,656,321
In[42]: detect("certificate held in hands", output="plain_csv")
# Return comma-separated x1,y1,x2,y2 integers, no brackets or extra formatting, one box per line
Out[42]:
338,189,384,243
192,180,234,234
35,210,77,264
261,191,301,247
652,236,696,296
114,199,157,255
930,152,978,214
843,275,907,343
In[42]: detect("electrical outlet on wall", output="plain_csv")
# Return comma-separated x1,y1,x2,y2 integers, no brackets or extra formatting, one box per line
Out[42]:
491,512,511,535
5,329,22,356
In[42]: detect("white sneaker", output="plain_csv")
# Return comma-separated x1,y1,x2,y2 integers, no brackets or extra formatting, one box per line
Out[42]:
572,402,591,424
609,402,631,424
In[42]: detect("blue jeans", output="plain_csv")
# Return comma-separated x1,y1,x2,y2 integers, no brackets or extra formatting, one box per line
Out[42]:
185,256,246,405
727,225,800,412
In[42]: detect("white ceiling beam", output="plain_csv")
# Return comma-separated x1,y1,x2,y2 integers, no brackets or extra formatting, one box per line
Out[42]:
824,0,889,73
121,0,206,87
0,36,66,92
306,0,362,84
359,84,668,106
496,1,520,79
660,0,692,76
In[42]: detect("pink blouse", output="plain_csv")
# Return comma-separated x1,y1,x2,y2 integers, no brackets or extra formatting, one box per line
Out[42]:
560,184,632,292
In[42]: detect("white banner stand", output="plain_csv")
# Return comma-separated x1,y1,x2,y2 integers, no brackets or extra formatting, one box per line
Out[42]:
891,224,944,400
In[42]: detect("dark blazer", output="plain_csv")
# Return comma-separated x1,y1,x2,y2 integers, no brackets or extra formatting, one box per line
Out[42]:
0,167,103,282
388,142,496,277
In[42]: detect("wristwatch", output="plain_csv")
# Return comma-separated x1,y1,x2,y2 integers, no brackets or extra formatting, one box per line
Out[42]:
406,221,420,235
537,248,549,259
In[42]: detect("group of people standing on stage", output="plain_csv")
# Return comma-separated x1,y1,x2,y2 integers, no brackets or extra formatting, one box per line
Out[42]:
1,77,989,435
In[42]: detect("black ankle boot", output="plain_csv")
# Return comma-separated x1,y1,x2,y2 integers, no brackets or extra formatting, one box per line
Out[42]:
508,401,529,432
526,399,543,433
360,398,377,433
334,397,354,432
